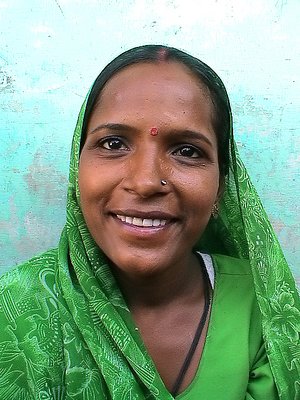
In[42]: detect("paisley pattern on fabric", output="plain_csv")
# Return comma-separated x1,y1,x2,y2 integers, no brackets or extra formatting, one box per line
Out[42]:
0,74,299,399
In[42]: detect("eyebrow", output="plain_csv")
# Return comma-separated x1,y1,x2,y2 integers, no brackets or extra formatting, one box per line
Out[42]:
88,123,136,136
88,123,213,147
170,129,214,147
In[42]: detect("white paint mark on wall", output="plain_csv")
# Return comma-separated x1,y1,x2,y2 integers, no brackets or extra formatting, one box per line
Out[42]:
31,25,54,35
130,0,268,27
0,1,8,9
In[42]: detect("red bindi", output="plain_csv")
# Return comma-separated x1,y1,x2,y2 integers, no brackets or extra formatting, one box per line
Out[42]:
150,127,158,136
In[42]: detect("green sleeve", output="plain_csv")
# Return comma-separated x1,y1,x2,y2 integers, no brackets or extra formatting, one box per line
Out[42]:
246,343,279,399
0,256,64,399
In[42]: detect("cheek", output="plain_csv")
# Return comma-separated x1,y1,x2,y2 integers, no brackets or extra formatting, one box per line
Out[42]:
184,171,220,205
78,156,109,200
188,190,216,218
78,163,105,220
181,173,219,232
78,160,93,202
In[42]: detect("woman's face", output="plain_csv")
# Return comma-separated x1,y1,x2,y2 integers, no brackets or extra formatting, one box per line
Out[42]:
79,62,220,277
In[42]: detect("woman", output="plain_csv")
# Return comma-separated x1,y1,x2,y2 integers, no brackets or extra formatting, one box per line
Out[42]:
0,45,299,400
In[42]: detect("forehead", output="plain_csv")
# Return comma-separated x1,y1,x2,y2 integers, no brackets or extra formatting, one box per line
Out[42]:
88,62,215,135
97,62,211,110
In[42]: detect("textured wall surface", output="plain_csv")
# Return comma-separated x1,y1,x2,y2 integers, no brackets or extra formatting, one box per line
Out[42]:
0,0,299,286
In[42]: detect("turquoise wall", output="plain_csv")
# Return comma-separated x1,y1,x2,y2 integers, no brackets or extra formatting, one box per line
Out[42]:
0,0,299,286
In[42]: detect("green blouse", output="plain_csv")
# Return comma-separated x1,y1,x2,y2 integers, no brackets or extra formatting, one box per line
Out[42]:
0,252,279,399
178,254,279,399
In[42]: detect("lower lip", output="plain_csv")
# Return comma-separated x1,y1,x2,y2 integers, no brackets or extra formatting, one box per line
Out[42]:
112,215,174,237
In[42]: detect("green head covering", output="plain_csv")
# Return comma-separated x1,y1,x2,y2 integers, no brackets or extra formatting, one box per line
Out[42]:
61,45,299,399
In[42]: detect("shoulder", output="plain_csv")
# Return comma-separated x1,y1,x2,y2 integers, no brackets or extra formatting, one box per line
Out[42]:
209,254,259,324
0,249,64,395
0,248,58,289
209,254,263,368
210,254,256,305
211,253,251,276
0,248,59,325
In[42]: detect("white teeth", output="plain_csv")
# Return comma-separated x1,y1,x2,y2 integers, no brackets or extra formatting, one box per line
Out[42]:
116,215,168,227
143,219,152,227
132,217,143,226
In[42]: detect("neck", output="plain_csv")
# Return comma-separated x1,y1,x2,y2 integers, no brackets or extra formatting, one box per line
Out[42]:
112,252,204,309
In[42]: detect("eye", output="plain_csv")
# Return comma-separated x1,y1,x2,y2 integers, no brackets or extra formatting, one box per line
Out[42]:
100,137,128,151
173,145,203,158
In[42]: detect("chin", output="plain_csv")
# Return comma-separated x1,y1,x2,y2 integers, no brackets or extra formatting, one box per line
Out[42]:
108,252,169,278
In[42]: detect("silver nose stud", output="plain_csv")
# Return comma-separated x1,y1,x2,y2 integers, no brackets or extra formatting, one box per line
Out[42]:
161,180,167,186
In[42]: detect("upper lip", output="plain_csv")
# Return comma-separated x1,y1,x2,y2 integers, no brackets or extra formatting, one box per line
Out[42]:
109,209,178,220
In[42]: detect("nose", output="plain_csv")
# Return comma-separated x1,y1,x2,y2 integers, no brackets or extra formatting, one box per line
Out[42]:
123,148,168,198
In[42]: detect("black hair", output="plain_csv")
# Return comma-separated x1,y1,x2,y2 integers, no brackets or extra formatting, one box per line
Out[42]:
81,44,231,176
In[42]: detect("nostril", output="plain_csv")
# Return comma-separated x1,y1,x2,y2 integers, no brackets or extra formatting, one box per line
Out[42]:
124,177,169,198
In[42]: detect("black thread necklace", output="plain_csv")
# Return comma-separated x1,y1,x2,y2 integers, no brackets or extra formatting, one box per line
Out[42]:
170,254,211,397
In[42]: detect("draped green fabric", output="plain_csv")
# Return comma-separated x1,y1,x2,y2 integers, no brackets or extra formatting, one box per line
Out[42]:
0,72,299,400
53,92,300,398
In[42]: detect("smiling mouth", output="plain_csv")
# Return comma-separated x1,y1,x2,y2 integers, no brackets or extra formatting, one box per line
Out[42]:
115,214,168,228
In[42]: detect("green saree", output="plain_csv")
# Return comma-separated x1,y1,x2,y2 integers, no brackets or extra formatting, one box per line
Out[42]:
0,71,299,400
